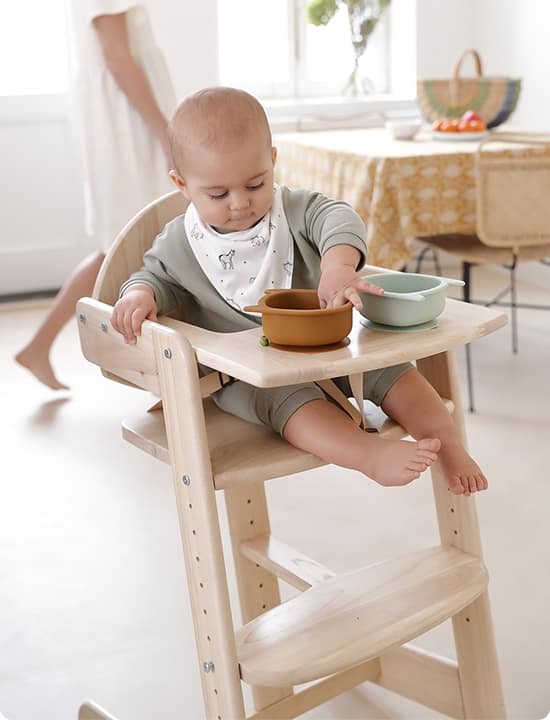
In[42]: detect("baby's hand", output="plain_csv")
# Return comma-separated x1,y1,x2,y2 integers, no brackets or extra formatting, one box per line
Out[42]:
318,265,384,310
111,285,158,344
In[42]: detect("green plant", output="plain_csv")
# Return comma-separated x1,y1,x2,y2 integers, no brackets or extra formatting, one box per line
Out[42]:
306,0,392,95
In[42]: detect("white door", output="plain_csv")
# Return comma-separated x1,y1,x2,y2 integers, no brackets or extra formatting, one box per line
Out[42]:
0,1,93,297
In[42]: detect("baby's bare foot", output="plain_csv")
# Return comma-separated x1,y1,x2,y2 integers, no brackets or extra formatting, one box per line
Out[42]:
15,348,69,391
363,437,441,487
438,442,488,496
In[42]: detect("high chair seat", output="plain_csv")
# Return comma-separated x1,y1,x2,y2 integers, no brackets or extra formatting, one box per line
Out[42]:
122,396,455,489
236,545,487,687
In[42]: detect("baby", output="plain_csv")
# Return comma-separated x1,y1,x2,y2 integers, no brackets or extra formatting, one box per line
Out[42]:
111,86,487,495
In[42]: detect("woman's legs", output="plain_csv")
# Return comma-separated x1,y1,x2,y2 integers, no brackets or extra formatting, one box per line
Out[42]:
15,251,105,390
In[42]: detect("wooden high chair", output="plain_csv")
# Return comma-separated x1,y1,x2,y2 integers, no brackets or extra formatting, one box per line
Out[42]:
77,191,507,720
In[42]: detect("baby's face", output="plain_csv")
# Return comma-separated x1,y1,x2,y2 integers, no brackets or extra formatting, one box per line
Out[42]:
175,131,276,233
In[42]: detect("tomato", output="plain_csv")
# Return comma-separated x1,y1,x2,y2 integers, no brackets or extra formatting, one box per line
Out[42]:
458,118,486,132
440,118,460,132
460,110,484,125
434,111,485,134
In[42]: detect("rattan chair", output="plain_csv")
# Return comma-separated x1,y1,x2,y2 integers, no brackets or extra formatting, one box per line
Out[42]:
76,191,507,720
417,132,550,411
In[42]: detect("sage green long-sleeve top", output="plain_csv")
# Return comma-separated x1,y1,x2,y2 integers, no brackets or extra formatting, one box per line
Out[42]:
120,186,367,332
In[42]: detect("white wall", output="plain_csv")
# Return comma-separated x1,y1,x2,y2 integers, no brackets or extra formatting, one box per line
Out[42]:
473,0,550,130
0,2,220,296
416,0,476,79
149,0,218,101
2,0,549,295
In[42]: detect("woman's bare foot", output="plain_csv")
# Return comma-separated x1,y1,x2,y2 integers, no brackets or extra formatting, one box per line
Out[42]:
438,442,488,496
15,347,69,391
362,437,441,487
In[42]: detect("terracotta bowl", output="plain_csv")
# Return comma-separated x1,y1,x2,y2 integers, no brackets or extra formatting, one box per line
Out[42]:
244,289,353,346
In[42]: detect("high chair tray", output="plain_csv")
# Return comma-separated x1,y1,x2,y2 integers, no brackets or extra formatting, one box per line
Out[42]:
78,296,506,391
159,297,506,388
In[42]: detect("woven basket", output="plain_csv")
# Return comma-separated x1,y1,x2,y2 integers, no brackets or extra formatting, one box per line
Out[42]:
417,49,521,129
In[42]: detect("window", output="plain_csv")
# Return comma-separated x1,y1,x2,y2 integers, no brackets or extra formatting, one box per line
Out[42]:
217,0,391,100
0,0,69,96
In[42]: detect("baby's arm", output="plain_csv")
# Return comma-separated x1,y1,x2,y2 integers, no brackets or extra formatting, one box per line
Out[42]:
111,284,158,344
319,245,384,310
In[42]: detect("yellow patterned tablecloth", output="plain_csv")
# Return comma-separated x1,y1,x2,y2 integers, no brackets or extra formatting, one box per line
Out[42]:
274,128,492,269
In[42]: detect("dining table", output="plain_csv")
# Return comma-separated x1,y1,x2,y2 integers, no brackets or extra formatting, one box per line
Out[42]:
274,126,538,269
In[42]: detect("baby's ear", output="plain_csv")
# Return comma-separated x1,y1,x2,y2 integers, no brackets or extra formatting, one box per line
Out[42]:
271,146,278,166
169,170,187,195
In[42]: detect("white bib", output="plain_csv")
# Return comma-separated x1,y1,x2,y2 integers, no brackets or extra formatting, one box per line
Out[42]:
184,185,293,315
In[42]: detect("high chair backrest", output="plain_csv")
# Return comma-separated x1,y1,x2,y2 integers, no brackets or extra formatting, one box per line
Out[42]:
94,190,188,306
90,191,187,388
476,132,550,248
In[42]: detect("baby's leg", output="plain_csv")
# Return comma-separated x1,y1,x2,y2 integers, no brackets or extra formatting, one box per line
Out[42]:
380,367,488,495
212,378,439,488
283,400,440,487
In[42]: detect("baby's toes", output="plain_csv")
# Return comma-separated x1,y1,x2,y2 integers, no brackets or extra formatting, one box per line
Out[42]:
418,450,438,465
461,477,472,496
467,475,481,494
418,438,441,454
475,473,488,492
448,475,465,495
408,460,428,474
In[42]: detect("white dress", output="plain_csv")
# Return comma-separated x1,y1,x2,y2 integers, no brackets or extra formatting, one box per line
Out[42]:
66,0,176,251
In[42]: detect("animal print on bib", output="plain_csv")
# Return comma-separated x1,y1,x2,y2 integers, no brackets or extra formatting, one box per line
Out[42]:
184,185,293,314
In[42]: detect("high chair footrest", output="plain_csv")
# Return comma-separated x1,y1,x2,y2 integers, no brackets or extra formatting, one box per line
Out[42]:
236,545,487,687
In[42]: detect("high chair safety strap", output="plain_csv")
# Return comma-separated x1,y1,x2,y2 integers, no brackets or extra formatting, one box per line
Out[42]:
315,378,362,426
316,375,375,432
199,371,236,397
348,372,367,430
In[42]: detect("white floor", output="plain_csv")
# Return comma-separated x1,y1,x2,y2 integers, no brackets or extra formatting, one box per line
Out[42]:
0,262,549,720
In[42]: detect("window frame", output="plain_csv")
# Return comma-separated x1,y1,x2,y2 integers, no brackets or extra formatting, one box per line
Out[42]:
217,0,418,131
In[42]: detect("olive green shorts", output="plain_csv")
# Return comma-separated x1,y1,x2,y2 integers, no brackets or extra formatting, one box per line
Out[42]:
212,362,413,437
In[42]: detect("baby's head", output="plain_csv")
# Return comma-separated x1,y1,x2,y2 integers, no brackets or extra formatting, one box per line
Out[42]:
169,87,276,232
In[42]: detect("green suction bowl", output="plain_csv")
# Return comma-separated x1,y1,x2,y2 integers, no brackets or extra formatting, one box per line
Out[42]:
359,273,447,327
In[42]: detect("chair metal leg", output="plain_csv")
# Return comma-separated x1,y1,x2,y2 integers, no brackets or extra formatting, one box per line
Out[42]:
434,248,443,277
462,262,475,413
414,244,442,276
414,246,428,273
464,345,475,414
510,262,518,353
